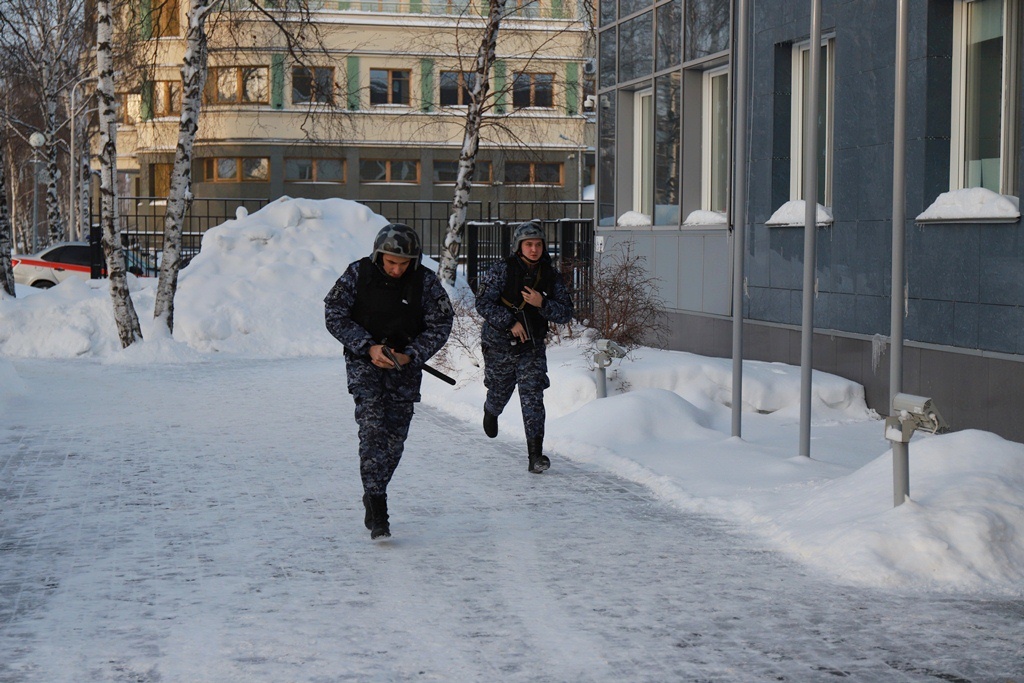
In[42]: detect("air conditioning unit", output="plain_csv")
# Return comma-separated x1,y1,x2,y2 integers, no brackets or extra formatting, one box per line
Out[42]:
582,58,597,76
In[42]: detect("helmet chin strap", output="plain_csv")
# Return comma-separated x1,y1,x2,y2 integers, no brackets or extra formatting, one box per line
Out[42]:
518,251,540,266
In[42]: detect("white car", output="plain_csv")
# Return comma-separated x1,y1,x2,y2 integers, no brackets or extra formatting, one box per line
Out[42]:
12,242,98,288
12,241,156,288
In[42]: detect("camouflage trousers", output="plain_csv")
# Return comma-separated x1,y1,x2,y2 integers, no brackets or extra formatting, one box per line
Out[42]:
482,344,550,440
354,397,415,496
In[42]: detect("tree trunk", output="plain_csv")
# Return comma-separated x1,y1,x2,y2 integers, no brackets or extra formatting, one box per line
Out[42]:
75,113,92,242
438,0,506,286
153,0,213,335
0,138,15,298
44,76,65,243
96,0,142,347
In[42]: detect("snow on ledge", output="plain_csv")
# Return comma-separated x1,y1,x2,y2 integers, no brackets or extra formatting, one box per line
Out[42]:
683,210,728,226
766,200,834,227
916,188,1020,224
617,211,652,227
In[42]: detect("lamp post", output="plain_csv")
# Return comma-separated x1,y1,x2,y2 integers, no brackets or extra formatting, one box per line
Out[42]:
559,133,584,209
28,131,46,253
69,75,98,242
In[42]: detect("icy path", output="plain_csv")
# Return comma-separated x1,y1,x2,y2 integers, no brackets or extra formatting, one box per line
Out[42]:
1,358,1021,682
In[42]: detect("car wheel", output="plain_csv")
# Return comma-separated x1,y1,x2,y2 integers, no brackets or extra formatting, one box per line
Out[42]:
32,280,56,289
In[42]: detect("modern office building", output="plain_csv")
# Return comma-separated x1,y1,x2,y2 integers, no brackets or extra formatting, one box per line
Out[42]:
596,0,1024,440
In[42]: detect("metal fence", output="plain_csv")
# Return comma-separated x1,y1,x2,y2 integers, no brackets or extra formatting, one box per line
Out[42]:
98,196,593,313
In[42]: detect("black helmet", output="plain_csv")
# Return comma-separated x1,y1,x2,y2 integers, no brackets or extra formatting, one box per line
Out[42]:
511,220,545,255
372,223,421,268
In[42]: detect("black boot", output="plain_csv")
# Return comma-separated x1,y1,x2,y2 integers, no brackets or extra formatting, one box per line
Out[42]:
362,493,372,530
527,436,550,473
368,493,390,539
483,409,498,438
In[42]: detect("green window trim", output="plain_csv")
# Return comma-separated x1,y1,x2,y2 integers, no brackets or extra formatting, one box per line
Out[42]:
551,0,563,19
347,56,361,110
140,81,154,121
271,55,285,109
565,62,578,115
421,58,434,112
494,61,507,114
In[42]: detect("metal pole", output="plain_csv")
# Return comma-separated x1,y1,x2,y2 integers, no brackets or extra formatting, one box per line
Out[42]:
730,0,750,437
891,0,910,506
798,0,822,458
31,155,40,253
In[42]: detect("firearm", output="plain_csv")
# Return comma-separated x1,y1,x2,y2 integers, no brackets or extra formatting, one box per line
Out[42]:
380,339,457,386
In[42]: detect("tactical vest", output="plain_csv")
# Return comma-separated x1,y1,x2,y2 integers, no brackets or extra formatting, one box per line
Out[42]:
500,254,556,341
351,257,424,347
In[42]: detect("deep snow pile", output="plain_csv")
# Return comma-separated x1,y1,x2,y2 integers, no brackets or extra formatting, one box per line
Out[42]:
1,197,1022,595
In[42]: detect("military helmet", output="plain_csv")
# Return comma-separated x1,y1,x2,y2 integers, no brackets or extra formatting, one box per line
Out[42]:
372,222,421,268
511,220,545,255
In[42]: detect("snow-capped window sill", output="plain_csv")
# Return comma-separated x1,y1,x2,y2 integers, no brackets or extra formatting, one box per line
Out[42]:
916,188,1020,224
766,200,833,227
683,210,728,229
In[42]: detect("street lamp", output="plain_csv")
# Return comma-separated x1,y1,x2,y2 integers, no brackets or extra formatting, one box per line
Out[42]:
28,131,46,253
559,133,585,209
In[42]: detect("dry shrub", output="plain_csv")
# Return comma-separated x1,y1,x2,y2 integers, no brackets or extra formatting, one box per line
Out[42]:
582,241,666,353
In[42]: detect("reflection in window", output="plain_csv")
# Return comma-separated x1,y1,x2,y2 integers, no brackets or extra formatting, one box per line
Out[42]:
153,81,181,117
512,72,554,108
656,0,682,72
292,67,334,105
203,157,271,182
954,0,1020,193
360,159,419,182
599,28,617,89
703,68,729,213
618,11,653,83
685,0,730,62
440,71,476,106
504,161,563,185
205,67,269,104
433,160,491,183
598,94,616,225
654,73,681,224
286,158,345,182
790,40,833,206
600,0,615,27
370,69,411,105
618,0,651,19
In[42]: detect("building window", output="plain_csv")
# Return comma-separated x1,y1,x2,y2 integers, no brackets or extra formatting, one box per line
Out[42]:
116,93,140,125
512,72,554,109
153,81,181,117
370,69,411,105
654,73,681,224
504,161,563,185
951,0,1021,193
360,159,419,183
702,67,729,213
511,0,540,17
439,71,475,106
633,89,654,215
203,157,270,182
790,39,834,207
285,158,345,183
433,160,491,184
292,67,334,105
150,163,173,197
152,0,180,38
205,67,269,105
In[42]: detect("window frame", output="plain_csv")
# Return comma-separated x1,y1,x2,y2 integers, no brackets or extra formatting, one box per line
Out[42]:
152,80,182,118
369,68,412,106
152,0,180,38
205,66,270,105
701,65,730,213
789,37,835,208
439,71,476,106
203,157,271,182
503,160,564,186
950,0,1021,194
292,66,335,105
512,71,555,109
433,159,492,184
633,88,654,215
285,158,346,183
359,159,421,183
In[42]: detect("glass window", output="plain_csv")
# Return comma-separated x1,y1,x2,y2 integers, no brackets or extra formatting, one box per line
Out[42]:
654,73,681,224
619,0,651,18
790,40,834,206
370,69,411,105
242,158,269,181
286,158,345,182
703,67,729,213
434,160,491,183
513,73,555,109
440,71,475,106
684,0,730,62
360,159,420,183
205,67,269,105
292,67,334,104
204,157,271,182
599,0,616,27
656,0,682,72
152,0,180,38
504,161,563,185
116,93,140,125
599,29,617,89
618,11,653,83
598,93,616,225
153,81,181,117
952,0,1020,193
633,89,653,215
150,162,173,196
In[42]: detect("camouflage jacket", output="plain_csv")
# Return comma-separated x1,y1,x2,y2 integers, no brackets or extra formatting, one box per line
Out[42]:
325,260,454,401
475,254,574,350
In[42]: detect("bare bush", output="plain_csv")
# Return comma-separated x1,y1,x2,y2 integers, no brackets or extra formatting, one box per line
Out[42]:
583,241,666,353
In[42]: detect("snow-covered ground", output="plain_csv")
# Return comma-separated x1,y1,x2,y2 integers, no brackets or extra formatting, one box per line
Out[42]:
1,198,1022,680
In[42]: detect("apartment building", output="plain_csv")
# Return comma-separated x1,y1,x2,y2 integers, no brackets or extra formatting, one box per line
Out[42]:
116,0,596,210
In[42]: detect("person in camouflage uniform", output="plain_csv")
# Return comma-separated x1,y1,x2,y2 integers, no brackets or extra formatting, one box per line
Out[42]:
475,221,574,473
324,223,453,539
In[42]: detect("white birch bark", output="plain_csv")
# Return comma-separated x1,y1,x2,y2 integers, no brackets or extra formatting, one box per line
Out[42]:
153,0,214,334
0,136,15,298
74,113,92,242
96,0,142,347
438,0,507,286
44,74,65,244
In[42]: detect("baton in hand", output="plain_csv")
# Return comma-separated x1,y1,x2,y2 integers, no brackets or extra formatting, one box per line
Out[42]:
381,343,456,386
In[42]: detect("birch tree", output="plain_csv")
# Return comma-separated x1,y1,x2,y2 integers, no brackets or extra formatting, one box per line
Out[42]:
438,0,507,286
152,0,216,333
0,132,15,298
96,0,143,346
